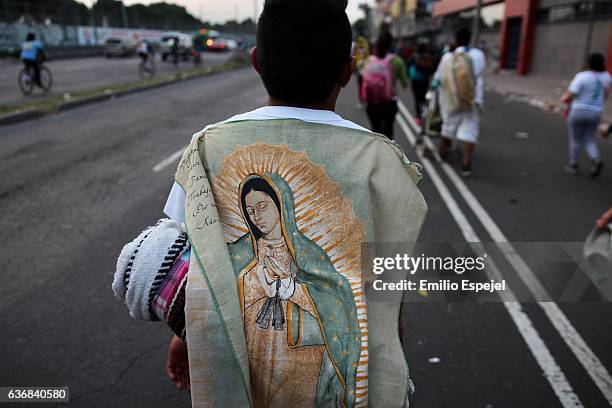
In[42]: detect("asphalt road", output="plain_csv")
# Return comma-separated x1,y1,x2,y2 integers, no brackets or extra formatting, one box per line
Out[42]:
0,66,611,407
0,51,231,107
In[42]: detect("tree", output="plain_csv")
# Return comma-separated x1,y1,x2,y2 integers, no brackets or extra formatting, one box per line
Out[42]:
0,0,89,25
92,0,202,30
0,0,257,34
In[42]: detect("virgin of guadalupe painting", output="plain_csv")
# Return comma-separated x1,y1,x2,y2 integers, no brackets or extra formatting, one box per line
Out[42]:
225,173,357,407
214,143,370,408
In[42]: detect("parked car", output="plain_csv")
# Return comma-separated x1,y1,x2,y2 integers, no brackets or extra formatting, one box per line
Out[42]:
160,32,193,61
104,38,136,57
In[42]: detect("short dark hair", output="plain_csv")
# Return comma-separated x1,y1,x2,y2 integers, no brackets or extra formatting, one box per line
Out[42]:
588,52,605,72
375,32,393,58
256,0,352,104
26,32,36,41
455,27,471,47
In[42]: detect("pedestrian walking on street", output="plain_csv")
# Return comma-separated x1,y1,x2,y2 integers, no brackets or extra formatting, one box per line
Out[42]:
397,39,413,68
434,27,485,178
361,32,408,139
136,39,155,78
112,0,427,406
353,35,370,107
171,37,180,67
561,53,610,178
407,41,435,124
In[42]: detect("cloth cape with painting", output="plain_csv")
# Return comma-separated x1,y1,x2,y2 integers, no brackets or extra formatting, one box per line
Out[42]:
114,116,427,408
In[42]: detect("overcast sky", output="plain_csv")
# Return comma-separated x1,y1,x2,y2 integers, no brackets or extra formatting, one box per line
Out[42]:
80,0,370,24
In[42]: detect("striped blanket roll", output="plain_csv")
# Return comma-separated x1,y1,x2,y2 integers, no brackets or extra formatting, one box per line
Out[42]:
113,218,190,339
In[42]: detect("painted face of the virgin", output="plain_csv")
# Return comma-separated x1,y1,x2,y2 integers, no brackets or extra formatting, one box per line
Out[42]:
245,190,281,237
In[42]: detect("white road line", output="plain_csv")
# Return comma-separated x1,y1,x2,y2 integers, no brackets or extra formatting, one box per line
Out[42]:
438,162,553,301
398,116,478,242
396,114,584,408
441,154,612,404
397,101,420,132
397,99,612,405
152,147,186,172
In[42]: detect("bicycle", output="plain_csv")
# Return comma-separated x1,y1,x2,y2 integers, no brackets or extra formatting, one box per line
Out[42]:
18,63,52,95
138,55,156,79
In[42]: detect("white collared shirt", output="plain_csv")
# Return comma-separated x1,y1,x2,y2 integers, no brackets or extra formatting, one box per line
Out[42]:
163,106,370,223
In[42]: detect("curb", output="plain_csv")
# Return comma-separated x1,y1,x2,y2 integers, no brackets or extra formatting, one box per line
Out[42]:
485,84,560,113
57,93,114,112
0,62,248,126
0,109,46,126
486,84,612,123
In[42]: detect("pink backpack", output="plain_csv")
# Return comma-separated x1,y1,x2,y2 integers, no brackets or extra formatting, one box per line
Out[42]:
361,54,394,104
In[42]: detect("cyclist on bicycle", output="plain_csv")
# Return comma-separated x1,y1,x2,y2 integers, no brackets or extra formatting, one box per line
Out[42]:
137,39,155,77
137,39,151,63
20,32,44,87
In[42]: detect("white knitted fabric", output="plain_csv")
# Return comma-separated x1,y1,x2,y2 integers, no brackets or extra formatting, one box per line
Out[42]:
113,226,154,300
113,219,185,320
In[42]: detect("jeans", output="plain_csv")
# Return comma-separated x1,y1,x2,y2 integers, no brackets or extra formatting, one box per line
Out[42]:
568,108,601,164
366,100,398,139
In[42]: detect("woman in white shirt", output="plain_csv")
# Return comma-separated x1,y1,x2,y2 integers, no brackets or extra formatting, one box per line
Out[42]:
562,53,610,177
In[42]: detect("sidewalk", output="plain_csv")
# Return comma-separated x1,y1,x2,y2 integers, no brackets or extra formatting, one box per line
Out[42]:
485,70,612,123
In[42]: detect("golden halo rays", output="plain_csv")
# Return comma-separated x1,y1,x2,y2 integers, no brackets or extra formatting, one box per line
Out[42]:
212,142,365,281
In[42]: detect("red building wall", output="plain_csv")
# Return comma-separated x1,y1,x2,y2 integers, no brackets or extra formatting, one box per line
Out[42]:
498,0,537,75
433,0,538,75
433,0,501,17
